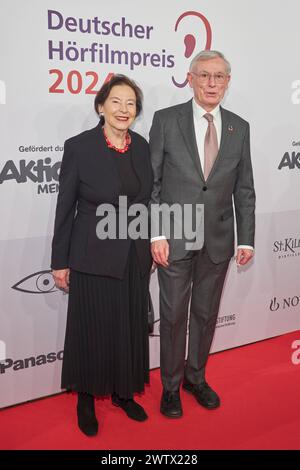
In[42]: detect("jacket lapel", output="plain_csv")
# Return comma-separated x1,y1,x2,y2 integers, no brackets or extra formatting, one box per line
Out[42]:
177,100,205,181
91,122,122,192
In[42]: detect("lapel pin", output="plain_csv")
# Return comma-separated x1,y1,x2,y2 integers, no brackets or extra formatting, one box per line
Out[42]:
228,125,234,132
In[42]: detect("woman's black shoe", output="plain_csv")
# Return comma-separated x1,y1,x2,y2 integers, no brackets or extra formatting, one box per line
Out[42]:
77,392,98,436
111,393,148,422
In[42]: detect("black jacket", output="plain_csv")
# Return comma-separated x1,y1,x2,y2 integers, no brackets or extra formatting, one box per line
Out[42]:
51,122,153,279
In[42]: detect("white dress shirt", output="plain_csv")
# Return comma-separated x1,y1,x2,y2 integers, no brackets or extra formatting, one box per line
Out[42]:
151,99,253,251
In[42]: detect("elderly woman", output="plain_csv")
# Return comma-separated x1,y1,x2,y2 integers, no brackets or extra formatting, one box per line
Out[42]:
51,75,153,436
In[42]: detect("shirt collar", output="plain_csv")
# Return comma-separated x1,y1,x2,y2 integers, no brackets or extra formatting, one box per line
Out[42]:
192,98,220,120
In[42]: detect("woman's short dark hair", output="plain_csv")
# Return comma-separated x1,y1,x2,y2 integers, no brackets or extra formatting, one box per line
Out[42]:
94,74,143,124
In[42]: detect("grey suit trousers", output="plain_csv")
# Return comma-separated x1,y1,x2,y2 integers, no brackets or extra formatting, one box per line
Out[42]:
158,246,229,391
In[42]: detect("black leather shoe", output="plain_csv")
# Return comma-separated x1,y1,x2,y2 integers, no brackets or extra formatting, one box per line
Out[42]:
160,390,183,418
77,392,98,436
111,394,148,422
182,379,220,409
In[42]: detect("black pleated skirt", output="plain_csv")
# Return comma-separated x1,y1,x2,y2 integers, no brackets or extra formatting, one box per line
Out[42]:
61,243,150,398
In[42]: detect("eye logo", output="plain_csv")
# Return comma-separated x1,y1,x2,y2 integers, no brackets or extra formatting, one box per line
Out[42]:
172,11,212,88
12,270,58,294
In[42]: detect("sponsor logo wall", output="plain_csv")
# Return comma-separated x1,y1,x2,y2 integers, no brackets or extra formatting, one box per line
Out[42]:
1,0,299,408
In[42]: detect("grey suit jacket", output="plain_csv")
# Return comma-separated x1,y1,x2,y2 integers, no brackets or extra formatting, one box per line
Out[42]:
149,99,255,264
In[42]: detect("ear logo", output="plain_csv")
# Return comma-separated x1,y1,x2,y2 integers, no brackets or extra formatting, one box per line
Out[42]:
172,11,212,88
184,34,196,59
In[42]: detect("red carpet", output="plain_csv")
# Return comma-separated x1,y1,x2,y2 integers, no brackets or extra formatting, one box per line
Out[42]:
1,331,300,450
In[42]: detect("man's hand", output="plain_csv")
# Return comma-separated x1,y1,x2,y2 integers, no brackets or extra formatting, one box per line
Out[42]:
236,248,254,266
52,268,70,292
151,240,169,268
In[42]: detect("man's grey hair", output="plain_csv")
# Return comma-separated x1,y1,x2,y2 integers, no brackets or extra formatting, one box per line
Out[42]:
189,50,231,74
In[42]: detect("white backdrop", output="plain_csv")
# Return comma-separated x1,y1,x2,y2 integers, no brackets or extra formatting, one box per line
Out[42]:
1,0,299,408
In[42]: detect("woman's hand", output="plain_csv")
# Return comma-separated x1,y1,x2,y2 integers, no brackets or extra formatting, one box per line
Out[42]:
52,268,70,292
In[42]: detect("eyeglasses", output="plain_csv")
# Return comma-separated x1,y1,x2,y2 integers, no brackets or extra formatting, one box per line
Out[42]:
190,71,228,84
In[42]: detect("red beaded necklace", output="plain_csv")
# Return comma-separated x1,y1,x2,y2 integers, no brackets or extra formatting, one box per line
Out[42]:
102,127,131,154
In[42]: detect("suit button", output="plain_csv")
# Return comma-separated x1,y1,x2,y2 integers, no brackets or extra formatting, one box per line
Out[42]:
202,186,208,191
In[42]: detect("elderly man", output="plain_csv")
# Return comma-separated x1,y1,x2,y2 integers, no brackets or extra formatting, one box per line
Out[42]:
149,50,255,417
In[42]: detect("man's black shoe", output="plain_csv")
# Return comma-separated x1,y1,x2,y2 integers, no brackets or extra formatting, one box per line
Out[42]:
112,394,148,422
182,379,220,409
160,390,183,418
77,392,98,436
